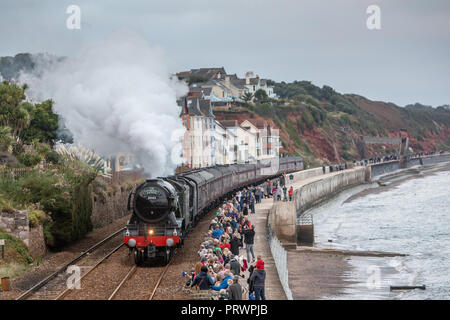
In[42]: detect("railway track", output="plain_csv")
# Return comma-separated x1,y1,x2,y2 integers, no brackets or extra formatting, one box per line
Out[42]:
148,258,173,300
106,256,173,300
16,228,126,300
55,243,125,300
107,265,137,300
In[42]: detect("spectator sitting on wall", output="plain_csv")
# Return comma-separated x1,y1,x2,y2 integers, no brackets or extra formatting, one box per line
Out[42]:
212,225,223,239
219,239,231,251
212,271,233,291
191,265,215,290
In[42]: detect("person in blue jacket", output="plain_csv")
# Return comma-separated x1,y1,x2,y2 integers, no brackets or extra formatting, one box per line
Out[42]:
191,266,215,290
212,225,223,239
212,271,233,291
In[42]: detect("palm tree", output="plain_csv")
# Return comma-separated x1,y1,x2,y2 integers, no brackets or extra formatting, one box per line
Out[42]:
242,92,254,102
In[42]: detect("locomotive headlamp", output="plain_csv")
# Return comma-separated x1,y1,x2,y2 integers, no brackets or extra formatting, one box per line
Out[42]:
127,238,136,247
166,238,174,247
173,230,177,236
148,229,154,235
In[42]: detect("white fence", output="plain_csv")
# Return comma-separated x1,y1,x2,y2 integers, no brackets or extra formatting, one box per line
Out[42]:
266,225,293,300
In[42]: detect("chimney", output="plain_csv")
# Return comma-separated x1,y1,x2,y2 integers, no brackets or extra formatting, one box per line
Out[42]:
245,71,254,85
225,76,230,86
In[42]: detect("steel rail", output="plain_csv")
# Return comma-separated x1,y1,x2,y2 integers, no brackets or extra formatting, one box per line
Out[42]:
107,265,137,300
16,227,126,300
55,243,125,300
148,258,173,300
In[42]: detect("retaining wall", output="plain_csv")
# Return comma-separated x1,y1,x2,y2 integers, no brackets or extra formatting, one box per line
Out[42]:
91,174,139,228
0,210,46,257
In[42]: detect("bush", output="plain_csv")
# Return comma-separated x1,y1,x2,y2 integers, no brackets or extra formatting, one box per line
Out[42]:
0,228,34,264
0,162,97,248
0,197,15,213
17,152,42,167
46,150,61,164
37,143,51,156
28,209,47,228
301,109,315,130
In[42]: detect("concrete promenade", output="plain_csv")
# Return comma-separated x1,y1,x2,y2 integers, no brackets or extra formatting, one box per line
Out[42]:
246,197,286,300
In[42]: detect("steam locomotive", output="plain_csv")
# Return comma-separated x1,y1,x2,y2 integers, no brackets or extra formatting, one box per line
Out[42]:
123,157,303,264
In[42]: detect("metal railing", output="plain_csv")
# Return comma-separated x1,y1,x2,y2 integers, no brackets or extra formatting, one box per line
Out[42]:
266,223,293,300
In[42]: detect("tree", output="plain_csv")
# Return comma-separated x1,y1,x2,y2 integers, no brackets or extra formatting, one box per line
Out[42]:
0,126,14,151
0,82,31,138
20,99,59,146
187,75,208,85
321,85,335,101
242,92,254,102
254,89,268,103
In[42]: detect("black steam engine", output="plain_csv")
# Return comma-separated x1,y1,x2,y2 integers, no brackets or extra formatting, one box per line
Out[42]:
124,157,303,264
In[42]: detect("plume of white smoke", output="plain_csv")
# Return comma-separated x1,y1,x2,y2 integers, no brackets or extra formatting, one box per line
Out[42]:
20,30,187,177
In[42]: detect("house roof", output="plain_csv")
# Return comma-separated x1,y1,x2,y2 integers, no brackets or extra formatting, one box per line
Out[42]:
198,99,214,117
244,119,267,129
179,97,203,117
177,67,227,80
218,120,239,128
188,86,212,98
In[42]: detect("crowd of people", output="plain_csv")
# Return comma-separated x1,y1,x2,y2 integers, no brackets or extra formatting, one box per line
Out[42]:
186,174,294,300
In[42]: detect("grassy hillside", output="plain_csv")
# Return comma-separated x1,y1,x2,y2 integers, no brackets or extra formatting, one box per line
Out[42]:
215,81,450,166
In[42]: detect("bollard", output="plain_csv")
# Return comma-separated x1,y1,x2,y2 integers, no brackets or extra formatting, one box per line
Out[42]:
0,239,4,259
1,277,11,292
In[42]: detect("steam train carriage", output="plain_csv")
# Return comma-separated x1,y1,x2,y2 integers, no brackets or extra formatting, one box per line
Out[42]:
124,157,303,264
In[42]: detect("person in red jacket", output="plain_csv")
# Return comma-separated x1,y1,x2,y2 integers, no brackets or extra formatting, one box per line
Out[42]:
219,239,231,251
288,186,294,201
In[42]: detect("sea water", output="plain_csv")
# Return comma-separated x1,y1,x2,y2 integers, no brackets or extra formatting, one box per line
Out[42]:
310,170,450,300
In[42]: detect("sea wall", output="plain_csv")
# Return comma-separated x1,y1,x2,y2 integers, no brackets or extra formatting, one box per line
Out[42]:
370,153,450,178
421,153,450,165
268,167,367,243
290,167,328,183
369,160,400,178
268,153,450,244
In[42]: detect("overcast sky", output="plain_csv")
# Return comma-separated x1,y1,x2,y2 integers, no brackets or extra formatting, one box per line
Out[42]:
1,0,449,107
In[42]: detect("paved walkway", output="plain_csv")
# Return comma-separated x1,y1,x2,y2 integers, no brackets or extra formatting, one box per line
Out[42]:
244,196,286,300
